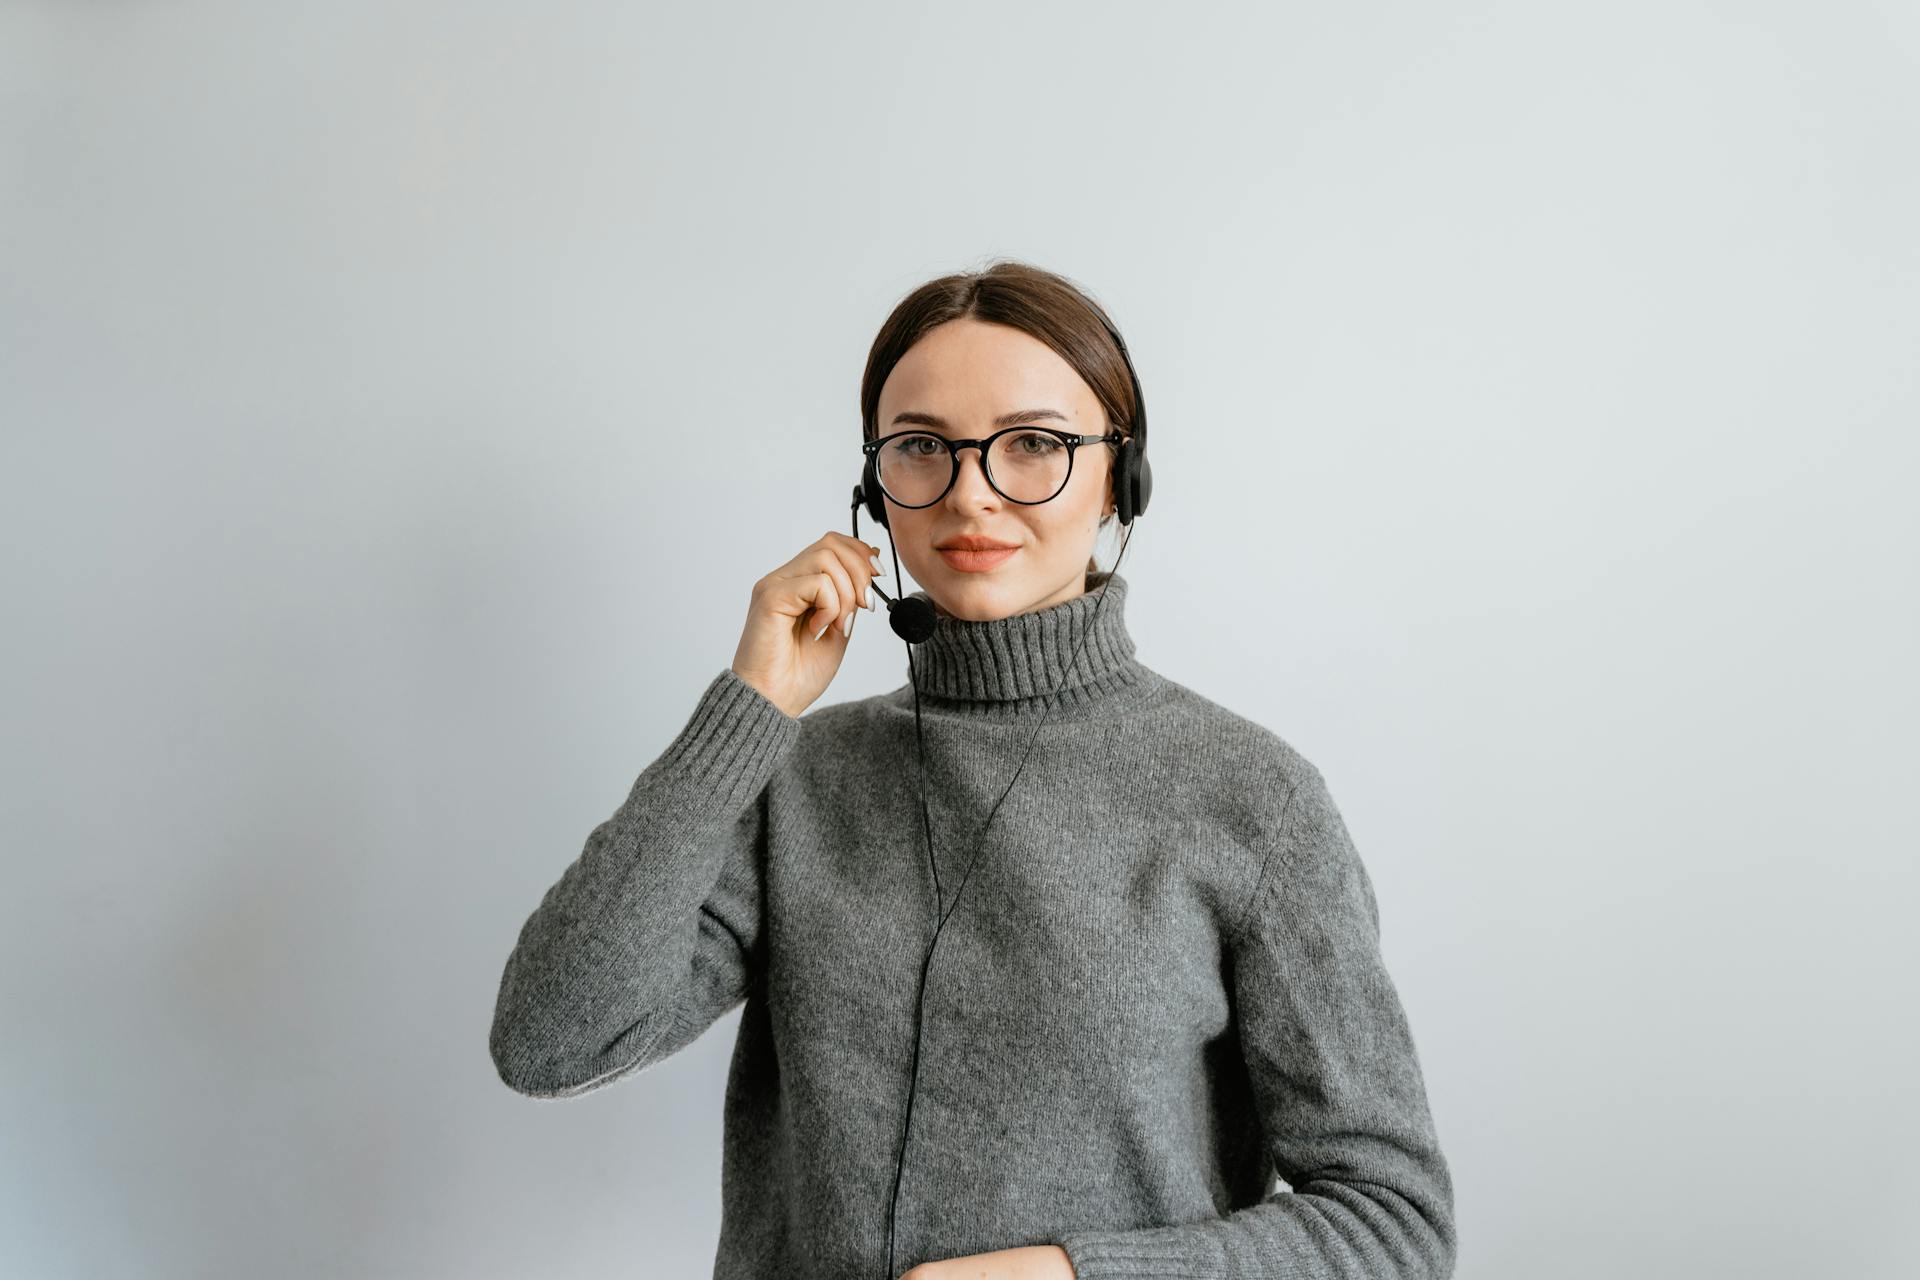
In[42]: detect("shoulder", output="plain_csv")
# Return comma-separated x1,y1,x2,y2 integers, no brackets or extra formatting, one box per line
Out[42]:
1149,682,1374,933
1146,672,1327,805
1097,671,1336,898
1125,673,1357,938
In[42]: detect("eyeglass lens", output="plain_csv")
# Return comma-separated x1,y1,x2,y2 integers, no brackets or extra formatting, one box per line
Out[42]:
875,431,1075,506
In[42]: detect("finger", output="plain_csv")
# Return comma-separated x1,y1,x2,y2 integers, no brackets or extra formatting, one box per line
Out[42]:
797,538,862,637
847,533,890,586
821,533,879,614
803,547,859,640
828,530,886,572
819,535,882,614
759,567,832,622
820,530,887,586
783,569,840,641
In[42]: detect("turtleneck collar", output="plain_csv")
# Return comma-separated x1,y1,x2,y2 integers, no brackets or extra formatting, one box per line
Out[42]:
890,571,1158,719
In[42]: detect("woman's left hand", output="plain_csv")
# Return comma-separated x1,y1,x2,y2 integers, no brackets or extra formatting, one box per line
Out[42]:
898,1244,1076,1279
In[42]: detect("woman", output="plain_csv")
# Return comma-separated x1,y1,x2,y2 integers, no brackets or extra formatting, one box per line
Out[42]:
489,261,1457,1280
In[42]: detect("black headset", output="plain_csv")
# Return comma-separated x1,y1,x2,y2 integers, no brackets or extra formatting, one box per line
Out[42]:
848,313,1152,1278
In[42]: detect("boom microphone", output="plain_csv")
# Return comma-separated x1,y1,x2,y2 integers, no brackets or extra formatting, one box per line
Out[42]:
868,580,938,644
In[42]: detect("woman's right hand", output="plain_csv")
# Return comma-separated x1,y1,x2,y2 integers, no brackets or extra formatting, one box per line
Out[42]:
730,531,888,719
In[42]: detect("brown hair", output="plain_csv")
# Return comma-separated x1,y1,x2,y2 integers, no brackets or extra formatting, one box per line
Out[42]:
860,259,1142,576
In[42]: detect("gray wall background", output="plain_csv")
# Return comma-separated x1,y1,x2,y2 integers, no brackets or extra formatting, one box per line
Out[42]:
4,2,1915,1276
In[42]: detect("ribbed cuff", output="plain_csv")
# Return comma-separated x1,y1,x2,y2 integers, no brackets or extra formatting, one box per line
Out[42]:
654,667,801,812
1058,1225,1228,1279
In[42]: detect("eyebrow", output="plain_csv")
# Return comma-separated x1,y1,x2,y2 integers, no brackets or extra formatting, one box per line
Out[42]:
889,407,1070,431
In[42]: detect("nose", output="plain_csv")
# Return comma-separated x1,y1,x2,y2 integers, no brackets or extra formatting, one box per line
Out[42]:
946,444,998,508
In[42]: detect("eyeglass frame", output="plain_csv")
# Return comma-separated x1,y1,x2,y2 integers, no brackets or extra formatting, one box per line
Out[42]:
861,425,1126,509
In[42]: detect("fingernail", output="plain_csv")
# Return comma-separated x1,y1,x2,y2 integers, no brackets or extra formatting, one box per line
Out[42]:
842,609,854,637
865,584,875,610
814,616,832,641
869,555,886,578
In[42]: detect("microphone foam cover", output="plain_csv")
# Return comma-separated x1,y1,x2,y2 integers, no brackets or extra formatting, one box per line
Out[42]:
889,596,938,644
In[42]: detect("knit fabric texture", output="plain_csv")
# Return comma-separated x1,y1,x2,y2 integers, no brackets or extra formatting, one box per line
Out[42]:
489,571,1456,1279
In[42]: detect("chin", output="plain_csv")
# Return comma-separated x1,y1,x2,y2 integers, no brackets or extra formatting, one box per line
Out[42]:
928,578,1006,622
928,571,1052,622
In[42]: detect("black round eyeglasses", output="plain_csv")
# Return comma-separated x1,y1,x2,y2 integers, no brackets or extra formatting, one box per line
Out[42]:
862,426,1123,508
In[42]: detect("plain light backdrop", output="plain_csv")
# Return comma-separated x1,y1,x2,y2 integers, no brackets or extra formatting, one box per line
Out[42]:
3,2,1915,1277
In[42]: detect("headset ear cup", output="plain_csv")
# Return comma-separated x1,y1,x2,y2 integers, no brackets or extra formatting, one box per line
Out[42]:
861,458,890,528
1132,450,1151,520
1114,436,1149,525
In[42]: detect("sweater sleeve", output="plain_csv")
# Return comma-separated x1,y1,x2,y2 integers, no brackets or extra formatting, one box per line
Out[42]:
1057,765,1458,1280
488,667,801,1099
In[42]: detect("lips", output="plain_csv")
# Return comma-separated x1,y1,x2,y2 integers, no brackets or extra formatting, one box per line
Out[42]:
937,536,1020,551
938,545,1018,572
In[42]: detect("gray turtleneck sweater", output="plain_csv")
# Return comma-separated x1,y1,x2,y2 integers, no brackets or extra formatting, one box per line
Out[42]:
489,572,1456,1279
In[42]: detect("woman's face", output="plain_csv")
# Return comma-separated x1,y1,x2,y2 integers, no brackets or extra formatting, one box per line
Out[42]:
874,318,1117,621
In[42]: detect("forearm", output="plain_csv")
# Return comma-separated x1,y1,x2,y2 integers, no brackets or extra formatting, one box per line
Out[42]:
900,1245,1077,1279
488,668,797,1095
